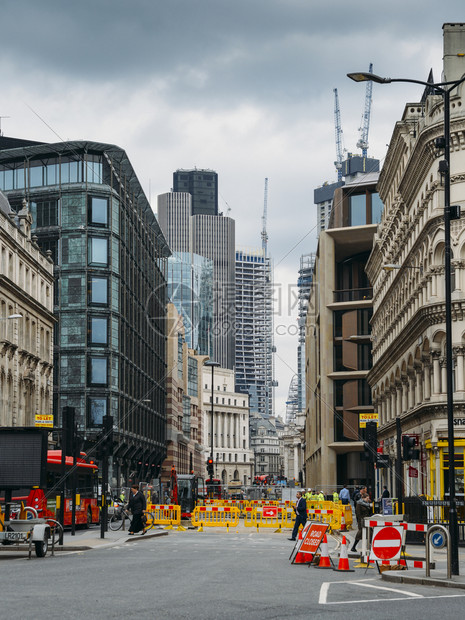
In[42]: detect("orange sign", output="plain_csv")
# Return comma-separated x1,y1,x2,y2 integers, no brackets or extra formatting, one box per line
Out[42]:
298,523,328,555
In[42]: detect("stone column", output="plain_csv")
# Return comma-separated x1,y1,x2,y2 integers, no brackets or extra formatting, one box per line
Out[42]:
402,377,409,412
454,346,465,392
414,362,423,405
440,358,447,394
422,356,431,401
432,351,441,396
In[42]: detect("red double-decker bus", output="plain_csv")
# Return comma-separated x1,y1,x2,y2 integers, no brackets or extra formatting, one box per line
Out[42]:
25,450,100,527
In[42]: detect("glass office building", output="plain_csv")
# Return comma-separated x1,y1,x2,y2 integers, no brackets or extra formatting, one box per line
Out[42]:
0,138,170,484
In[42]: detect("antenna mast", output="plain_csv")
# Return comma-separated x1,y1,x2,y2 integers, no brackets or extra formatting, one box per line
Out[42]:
261,177,269,257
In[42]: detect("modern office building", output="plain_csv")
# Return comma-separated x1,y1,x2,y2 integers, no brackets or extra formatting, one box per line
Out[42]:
305,170,383,489
0,138,170,485
166,251,213,357
158,190,235,370
173,168,218,216
0,191,55,427
235,246,273,417
296,253,315,417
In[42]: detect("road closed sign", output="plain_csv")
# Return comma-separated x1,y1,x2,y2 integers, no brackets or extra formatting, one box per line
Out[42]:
369,525,404,561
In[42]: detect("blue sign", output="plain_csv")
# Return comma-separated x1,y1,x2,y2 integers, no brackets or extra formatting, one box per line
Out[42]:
431,530,445,549
382,498,393,515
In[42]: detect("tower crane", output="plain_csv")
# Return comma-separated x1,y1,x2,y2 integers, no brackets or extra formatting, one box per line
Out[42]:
333,88,344,181
356,63,373,157
261,177,268,257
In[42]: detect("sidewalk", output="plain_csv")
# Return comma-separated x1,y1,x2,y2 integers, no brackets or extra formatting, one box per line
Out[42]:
54,524,169,551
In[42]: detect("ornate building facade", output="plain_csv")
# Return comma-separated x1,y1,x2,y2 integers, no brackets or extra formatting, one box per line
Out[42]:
0,191,54,427
366,24,465,500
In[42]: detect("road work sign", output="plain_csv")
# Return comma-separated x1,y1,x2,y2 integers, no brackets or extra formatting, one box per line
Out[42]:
262,506,278,518
369,525,404,561
298,523,328,556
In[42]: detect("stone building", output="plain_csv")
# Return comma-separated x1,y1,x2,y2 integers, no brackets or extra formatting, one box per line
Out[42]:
162,303,205,486
202,365,254,485
366,24,465,500
0,191,54,426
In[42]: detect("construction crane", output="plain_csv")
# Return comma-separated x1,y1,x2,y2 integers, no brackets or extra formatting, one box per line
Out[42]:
261,177,268,257
333,89,344,181
356,63,373,157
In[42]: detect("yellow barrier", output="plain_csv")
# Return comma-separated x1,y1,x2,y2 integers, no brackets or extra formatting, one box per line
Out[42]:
192,506,240,527
147,504,181,526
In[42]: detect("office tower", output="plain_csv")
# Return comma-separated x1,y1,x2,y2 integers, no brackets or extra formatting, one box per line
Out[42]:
296,253,315,416
173,168,218,216
158,191,236,370
166,251,213,356
0,138,170,484
235,247,273,417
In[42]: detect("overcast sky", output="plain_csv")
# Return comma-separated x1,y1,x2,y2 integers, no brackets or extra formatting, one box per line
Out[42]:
2,1,464,415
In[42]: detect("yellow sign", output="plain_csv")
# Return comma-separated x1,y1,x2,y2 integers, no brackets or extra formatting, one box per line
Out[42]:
359,413,379,428
35,413,54,428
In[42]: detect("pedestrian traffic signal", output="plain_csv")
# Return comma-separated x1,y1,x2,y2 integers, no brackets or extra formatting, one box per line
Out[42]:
402,435,417,461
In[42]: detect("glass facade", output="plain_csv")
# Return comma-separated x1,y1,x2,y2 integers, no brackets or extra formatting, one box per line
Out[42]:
0,140,170,483
167,252,213,356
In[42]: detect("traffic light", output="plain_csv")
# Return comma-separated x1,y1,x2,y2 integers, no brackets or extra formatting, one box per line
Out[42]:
402,435,418,461
364,421,377,463
206,457,214,478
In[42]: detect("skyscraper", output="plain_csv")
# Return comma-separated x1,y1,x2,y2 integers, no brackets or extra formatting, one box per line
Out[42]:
157,191,235,369
173,169,218,216
235,247,273,417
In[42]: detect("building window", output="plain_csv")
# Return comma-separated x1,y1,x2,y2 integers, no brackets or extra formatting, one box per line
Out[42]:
89,237,108,265
88,397,107,427
89,356,108,386
187,358,198,397
88,196,108,227
31,199,58,227
371,193,383,224
349,194,367,226
89,276,108,305
89,316,108,345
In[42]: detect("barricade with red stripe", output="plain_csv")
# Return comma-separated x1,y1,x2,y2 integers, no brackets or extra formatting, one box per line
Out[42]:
148,504,181,526
191,505,240,527
365,519,427,532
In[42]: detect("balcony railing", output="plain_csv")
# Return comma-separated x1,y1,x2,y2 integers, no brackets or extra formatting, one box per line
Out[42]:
333,287,373,303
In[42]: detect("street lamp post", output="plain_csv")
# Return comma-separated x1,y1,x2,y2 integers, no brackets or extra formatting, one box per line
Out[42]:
348,70,465,575
204,360,220,483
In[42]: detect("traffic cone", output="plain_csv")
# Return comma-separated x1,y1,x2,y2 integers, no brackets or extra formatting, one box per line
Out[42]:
333,536,354,572
340,510,347,532
314,534,332,569
293,547,311,564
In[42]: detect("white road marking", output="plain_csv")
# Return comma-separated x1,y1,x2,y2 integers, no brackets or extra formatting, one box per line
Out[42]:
319,580,465,605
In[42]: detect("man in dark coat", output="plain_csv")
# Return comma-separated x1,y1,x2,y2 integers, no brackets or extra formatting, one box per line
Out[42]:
127,484,147,535
351,493,372,552
288,491,307,541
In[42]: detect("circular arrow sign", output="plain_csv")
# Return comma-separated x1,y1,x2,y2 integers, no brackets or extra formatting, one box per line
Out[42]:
430,529,446,549
370,526,403,561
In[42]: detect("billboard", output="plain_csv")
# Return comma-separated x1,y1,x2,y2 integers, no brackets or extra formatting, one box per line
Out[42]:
0,427,47,489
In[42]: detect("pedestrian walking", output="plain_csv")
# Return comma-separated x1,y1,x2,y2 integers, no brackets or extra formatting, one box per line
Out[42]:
351,492,372,552
339,485,350,505
127,484,147,535
288,491,307,541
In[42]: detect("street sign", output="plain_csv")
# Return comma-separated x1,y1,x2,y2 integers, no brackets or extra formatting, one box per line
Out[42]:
35,413,54,428
430,529,446,549
298,523,328,556
262,506,278,518
408,466,418,478
369,525,404,561
359,413,379,428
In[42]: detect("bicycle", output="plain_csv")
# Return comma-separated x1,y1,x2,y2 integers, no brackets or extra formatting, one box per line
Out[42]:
108,507,155,533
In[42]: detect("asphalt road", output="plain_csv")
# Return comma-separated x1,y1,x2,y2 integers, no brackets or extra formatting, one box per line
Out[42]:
2,528,465,619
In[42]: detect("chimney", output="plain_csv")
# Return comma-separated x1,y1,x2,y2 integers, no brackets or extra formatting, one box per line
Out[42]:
443,23,465,83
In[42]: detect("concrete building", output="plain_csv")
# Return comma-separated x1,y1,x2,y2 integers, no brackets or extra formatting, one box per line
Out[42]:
0,191,54,427
0,138,170,484
235,246,274,417
281,412,305,486
304,170,383,489
202,365,254,485
249,414,282,479
366,23,465,501
296,253,315,417
162,303,205,486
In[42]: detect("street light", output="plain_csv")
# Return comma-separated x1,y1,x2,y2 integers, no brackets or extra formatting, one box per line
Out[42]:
348,69,465,575
0,314,23,320
204,360,220,484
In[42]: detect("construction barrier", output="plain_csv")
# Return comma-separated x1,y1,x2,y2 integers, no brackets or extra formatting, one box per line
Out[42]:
254,506,284,529
191,506,240,528
147,504,181,526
